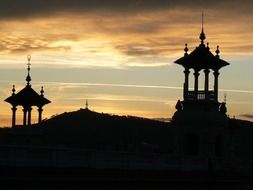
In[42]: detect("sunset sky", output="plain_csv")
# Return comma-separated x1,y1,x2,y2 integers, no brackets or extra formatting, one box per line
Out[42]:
0,0,253,126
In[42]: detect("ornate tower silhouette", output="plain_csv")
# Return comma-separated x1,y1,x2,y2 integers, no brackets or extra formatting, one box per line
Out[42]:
173,24,229,121
5,56,51,127
172,21,230,171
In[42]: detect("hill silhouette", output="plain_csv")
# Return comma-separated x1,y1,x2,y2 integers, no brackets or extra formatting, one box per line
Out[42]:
0,108,253,175
36,108,174,153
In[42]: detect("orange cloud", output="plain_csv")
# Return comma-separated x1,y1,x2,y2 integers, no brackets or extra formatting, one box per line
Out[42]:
0,8,252,68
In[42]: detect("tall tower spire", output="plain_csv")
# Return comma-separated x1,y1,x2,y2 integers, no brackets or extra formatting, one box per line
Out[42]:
199,12,206,45
26,55,32,86
85,99,89,109
202,11,204,31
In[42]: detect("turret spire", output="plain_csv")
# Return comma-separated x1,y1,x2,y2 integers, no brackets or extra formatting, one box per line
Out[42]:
12,85,15,96
184,43,188,56
40,86,44,97
26,55,31,86
215,45,220,58
202,11,204,31
199,12,206,45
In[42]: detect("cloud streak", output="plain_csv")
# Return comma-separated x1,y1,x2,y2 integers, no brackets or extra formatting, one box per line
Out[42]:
0,37,71,54
5,80,252,94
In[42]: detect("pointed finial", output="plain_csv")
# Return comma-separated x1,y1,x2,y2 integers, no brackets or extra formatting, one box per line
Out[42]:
12,85,16,96
40,86,44,97
175,100,182,111
199,12,206,45
215,45,220,58
184,43,188,56
206,42,210,50
85,99,89,109
26,55,32,86
27,55,31,67
202,11,204,31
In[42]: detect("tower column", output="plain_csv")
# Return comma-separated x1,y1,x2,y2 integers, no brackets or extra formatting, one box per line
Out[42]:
11,106,17,128
23,108,27,127
194,70,200,100
184,69,190,100
204,69,210,100
213,71,220,101
38,106,43,123
27,107,32,126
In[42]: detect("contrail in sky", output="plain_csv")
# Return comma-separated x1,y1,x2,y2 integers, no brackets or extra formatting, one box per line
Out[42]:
1,80,253,94
40,81,253,94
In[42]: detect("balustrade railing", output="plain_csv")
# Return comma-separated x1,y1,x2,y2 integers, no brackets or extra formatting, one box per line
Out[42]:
185,90,215,101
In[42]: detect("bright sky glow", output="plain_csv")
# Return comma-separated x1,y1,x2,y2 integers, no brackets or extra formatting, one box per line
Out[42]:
0,1,252,126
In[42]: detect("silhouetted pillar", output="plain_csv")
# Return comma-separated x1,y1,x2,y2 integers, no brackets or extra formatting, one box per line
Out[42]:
184,69,190,100
204,69,210,100
11,106,17,128
23,108,27,127
38,106,43,123
213,71,219,101
194,70,200,100
27,107,32,126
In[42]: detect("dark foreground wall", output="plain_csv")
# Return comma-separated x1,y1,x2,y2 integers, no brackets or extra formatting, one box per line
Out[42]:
0,167,250,190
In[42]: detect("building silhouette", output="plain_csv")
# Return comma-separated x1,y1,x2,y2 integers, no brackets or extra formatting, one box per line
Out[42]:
172,23,230,171
5,55,51,127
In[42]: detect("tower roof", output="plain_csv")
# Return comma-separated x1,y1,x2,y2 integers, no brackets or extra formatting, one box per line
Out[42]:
174,20,230,70
175,44,229,70
5,85,51,107
5,56,51,107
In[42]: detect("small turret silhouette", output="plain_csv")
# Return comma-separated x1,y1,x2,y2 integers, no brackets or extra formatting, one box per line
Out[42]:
5,56,51,127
